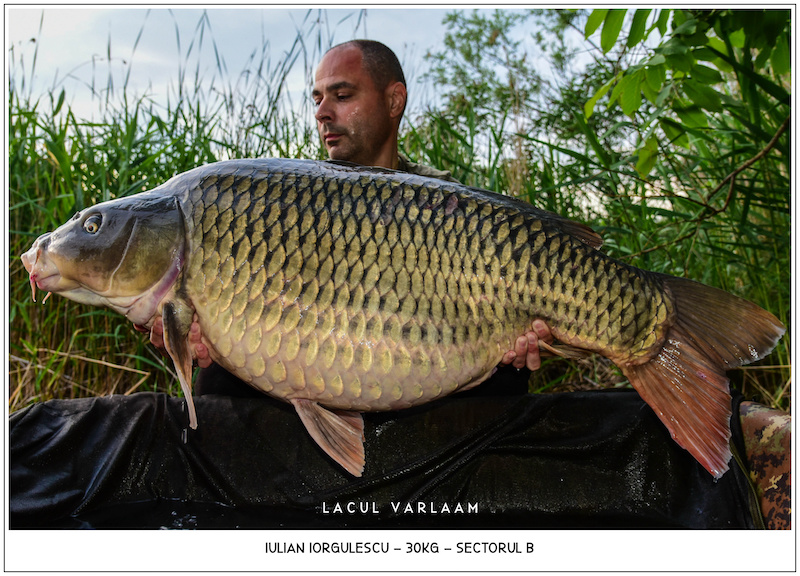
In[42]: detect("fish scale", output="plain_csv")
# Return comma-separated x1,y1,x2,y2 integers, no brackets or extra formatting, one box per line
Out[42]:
22,158,785,478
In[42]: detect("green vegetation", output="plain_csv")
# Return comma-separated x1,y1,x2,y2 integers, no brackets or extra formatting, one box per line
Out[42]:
8,9,791,412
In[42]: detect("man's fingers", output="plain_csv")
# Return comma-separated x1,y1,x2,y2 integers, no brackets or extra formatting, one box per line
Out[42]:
195,343,212,368
149,316,165,349
500,350,517,366
512,334,529,369
525,332,542,371
531,319,553,343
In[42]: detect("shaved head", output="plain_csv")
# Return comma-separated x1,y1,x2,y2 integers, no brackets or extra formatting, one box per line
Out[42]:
330,39,406,97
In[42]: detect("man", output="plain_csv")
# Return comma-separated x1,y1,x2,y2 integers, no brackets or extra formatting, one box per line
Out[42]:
311,39,551,371
157,39,549,374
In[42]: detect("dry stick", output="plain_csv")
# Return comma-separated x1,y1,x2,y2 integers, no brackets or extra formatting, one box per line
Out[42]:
8,353,86,396
703,114,791,213
631,115,791,258
773,375,792,407
35,347,149,376
7,356,31,408
34,348,151,396
123,375,151,396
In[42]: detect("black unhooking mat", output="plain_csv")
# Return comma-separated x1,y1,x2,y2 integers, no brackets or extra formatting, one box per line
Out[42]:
9,371,760,529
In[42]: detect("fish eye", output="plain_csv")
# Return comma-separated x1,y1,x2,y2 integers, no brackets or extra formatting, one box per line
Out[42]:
83,214,102,234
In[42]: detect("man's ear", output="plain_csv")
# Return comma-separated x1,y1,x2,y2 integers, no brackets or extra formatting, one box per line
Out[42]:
387,82,407,120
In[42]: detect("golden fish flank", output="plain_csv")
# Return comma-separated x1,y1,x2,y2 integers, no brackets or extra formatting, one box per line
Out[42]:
22,159,785,479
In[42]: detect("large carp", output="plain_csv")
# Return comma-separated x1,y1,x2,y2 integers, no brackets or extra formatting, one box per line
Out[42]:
21,159,784,478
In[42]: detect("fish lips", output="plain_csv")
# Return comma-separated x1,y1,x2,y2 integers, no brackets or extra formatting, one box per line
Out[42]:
21,233,81,297
21,232,124,308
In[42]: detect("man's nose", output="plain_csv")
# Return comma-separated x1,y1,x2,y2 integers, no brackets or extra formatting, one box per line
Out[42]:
315,97,333,123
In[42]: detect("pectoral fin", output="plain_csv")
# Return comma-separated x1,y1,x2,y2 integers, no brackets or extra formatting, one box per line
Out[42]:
162,300,197,429
291,398,365,476
538,339,593,360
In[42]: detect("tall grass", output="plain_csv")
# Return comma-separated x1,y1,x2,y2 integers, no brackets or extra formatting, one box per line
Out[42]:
8,9,791,413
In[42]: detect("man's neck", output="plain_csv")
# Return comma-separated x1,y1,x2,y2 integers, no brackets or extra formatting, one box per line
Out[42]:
363,139,399,170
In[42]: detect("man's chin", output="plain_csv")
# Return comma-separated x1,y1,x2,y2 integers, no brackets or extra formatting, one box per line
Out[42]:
327,149,355,163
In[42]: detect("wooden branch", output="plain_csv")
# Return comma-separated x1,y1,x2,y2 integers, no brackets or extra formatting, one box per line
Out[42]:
629,115,790,258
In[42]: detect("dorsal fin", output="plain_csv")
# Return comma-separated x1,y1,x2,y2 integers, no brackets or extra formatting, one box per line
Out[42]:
557,218,603,249
291,399,365,476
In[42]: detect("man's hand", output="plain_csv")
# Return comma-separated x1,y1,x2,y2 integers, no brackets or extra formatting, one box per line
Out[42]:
147,315,213,369
499,320,553,371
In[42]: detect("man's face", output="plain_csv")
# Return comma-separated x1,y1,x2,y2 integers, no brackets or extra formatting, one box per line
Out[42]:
312,45,394,166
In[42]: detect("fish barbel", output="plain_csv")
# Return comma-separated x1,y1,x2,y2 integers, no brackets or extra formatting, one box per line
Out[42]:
21,159,785,478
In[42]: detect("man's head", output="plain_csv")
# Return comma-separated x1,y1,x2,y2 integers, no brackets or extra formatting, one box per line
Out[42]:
312,40,407,168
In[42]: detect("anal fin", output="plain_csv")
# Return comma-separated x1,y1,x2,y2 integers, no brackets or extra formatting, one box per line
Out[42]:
291,399,365,476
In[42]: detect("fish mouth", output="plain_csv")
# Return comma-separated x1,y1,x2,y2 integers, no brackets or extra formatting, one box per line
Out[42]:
27,267,82,303
30,272,61,292
21,240,70,301
28,272,74,305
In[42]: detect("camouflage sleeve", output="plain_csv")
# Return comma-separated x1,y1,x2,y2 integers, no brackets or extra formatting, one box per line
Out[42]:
397,155,461,183
740,401,792,529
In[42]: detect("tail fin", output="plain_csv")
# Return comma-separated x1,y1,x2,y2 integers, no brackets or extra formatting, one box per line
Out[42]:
622,276,785,478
